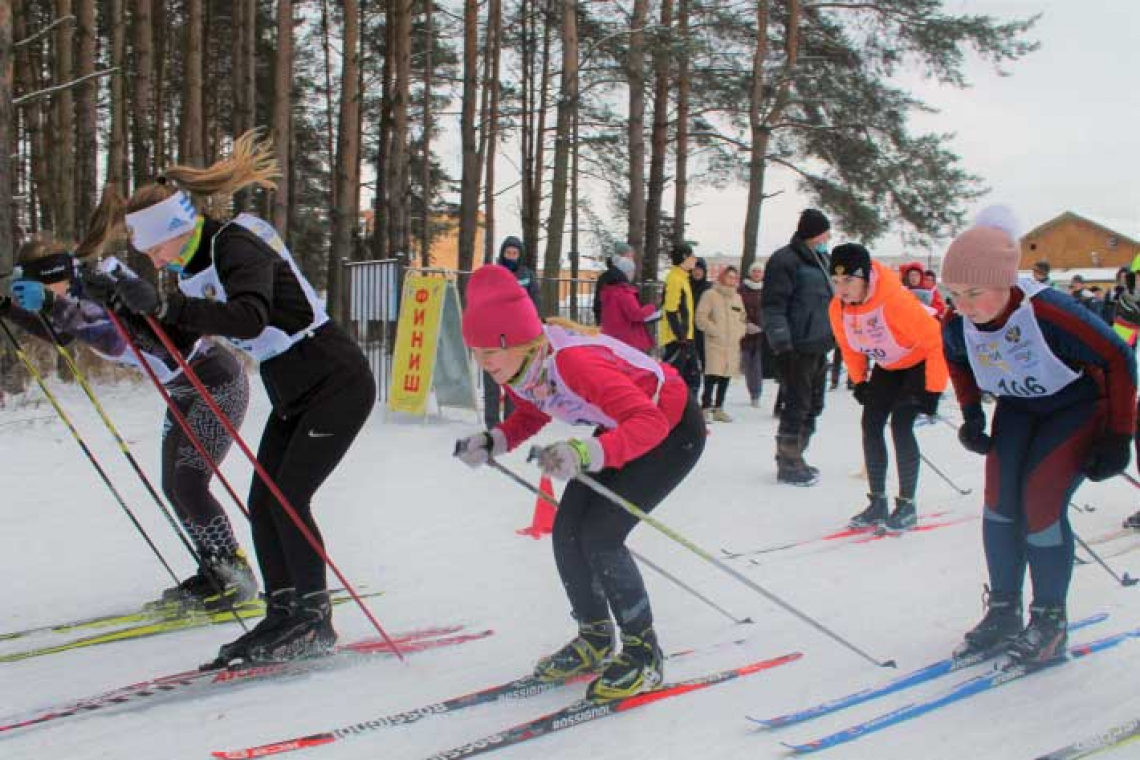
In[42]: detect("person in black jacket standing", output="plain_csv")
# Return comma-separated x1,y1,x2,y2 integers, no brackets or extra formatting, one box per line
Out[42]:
761,209,835,486
80,132,376,665
483,236,541,427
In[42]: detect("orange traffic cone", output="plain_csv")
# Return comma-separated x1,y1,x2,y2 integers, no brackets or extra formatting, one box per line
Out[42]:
516,475,557,539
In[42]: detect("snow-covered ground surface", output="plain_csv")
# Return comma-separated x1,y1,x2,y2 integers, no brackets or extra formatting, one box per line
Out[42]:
1,376,1138,760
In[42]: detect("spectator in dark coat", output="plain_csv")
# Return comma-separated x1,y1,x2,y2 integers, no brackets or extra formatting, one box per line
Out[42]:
484,236,540,427
738,261,765,406
761,208,835,486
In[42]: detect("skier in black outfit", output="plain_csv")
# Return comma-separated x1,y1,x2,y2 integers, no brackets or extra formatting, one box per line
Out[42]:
761,208,836,486
80,132,376,664
6,234,256,609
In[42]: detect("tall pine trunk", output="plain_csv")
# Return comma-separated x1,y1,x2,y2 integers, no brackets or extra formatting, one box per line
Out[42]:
271,0,292,236
328,0,360,321
643,0,672,283
106,0,127,193
419,0,435,266
741,0,799,273
74,0,96,233
480,0,500,265
386,0,410,259
672,0,690,246
541,0,576,314
0,0,12,280
131,0,155,189
51,0,75,239
181,0,204,165
456,0,479,273
626,0,647,256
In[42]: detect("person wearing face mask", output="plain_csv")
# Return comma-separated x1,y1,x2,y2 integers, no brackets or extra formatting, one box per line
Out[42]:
78,132,376,666
827,243,947,531
5,234,255,611
760,208,836,486
942,208,1136,665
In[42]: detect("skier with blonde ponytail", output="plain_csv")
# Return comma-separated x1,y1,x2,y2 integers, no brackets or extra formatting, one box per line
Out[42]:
81,131,377,665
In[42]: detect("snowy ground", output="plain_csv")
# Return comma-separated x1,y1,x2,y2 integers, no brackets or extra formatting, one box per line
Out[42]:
1,373,1138,760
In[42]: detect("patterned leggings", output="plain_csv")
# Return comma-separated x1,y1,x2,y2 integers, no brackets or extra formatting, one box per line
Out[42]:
161,349,250,560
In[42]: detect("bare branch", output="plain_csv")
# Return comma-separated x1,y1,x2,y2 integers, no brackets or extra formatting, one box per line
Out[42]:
14,68,120,108
15,15,77,49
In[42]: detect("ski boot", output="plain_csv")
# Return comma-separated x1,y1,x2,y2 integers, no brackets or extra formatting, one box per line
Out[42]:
953,587,1022,658
586,626,664,702
209,588,298,667
534,620,615,682
849,494,888,528
159,549,258,609
1006,605,1067,666
776,434,819,487
1124,510,1140,530
242,591,337,663
883,497,918,533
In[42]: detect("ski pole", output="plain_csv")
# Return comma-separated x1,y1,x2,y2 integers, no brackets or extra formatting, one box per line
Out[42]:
103,311,249,519
526,448,896,669
480,457,752,626
140,315,404,659
0,317,181,583
1120,472,1140,491
919,452,972,496
37,314,249,632
1073,530,1138,588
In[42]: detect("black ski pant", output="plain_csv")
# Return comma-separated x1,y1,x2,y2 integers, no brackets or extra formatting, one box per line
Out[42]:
249,366,376,598
701,375,730,409
861,363,924,501
552,396,705,635
776,350,828,439
161,348,250,561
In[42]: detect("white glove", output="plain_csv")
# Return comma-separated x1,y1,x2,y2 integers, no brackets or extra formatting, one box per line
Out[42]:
454,428,508,468
644,309,663,323
532,438,605,480
745,322,762,335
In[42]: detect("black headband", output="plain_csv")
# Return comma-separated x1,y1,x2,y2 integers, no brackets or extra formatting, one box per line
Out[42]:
19,252,76,285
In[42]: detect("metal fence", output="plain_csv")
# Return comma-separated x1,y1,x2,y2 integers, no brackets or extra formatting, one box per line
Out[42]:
343,260,665,401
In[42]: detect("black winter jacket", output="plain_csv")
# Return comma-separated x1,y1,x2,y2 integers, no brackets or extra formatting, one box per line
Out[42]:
760,235,835,355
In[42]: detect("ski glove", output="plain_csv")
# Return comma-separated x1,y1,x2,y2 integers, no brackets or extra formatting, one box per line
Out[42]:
10,279,48,312
1083,433,1132,482
958,405,992,455
852,381,870,406
78,269,119,307
454,429,508,469
115,276,162,316
917,390,941,417
531,438,605,481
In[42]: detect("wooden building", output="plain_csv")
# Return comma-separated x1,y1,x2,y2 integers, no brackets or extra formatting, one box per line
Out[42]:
1019,212,1140,271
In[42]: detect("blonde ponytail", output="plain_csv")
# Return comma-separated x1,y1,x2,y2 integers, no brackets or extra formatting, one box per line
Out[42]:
160,129,279,206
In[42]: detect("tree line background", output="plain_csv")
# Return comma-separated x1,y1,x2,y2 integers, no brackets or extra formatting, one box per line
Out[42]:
0,0,1038,324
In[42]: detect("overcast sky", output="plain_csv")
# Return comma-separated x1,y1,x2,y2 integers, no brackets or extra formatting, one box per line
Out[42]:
438,1,1140,267
681,0,1140,262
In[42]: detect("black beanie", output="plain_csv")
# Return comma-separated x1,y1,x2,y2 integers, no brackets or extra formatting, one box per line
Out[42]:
796,208,830,240
829,243,872,280
670,242,694,266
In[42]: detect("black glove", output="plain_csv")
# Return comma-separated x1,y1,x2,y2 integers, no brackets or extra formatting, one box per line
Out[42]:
852,382,870,406
0,295,11,315
115,276,162,316
917,390,941,417
1083,433,1132,482
958,406,992,455
78,269,120,307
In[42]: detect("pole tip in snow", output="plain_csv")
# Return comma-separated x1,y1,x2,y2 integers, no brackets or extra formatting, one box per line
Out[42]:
881,658,898,669
1123,573,1138,587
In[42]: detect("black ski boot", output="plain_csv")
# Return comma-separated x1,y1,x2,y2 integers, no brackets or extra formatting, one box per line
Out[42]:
534,620,615,682
586,626,664,702
210,588,298,667
776,434,819,487
953,587,1022,658
1006,605,1067,666
883,497,918,533
1124,510,1140,530
159,549,258,609
849,494,888,528
243,591,337,663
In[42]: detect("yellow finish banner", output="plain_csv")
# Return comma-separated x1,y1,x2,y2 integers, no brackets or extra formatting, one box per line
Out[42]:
388,275,447,415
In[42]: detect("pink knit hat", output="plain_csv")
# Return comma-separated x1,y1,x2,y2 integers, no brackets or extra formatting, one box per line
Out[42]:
462,264,544,348
940,226,1020,288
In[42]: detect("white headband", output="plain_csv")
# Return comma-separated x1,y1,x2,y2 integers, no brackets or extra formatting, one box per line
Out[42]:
126,190,198,251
